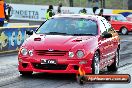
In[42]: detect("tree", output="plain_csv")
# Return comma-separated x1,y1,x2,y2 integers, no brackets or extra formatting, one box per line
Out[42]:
128,0,132,10
69,0,73,7
100,0,105,8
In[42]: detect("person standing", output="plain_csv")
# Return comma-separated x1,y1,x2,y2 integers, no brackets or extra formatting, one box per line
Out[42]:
45,5,54,20
0,0,6,27
87,0,92,7
80,8,87,14
57,3,62,14
92,0,99,15
5,4,13,22
98,8,103,16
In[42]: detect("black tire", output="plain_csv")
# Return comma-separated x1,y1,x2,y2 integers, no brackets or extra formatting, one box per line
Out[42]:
107,49,119,72
120,27,128,35
77,75,86,85
19,71,33,76
92,51,100,74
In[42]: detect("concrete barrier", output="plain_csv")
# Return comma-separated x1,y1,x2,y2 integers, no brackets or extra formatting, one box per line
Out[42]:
0,25,39,54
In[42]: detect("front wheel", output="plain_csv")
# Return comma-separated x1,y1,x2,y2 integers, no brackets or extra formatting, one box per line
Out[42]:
120,27,128,35
92,51,100,74
107,50,119,72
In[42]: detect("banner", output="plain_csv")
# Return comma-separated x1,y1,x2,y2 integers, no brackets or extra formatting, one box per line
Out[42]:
9,4,112,21
112,10,132,21
0,26,38,54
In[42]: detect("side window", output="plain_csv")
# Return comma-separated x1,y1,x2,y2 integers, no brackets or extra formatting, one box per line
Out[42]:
112,16,118,20
111,16,115,20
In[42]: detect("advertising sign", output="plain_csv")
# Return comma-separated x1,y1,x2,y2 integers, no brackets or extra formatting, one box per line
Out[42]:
112,10,132,21
0,26,38,53
10,4,112,21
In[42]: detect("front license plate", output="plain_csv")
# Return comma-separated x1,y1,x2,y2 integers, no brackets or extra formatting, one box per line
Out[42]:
41,59,57,64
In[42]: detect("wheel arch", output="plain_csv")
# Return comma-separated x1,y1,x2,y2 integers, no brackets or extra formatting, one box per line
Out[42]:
120,26,127,32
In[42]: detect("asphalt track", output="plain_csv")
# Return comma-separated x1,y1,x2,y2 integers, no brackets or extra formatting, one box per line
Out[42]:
0,34,132,88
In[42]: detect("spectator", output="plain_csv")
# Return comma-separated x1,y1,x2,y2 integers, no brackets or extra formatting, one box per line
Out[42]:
92,0,99,15
92,7,99,15
87,0,92,7
0,0,6,27
94,0,99,7
57,3,62,14
98,8,103,16
80,8,87,14
5,4,13,22
45,5,55,20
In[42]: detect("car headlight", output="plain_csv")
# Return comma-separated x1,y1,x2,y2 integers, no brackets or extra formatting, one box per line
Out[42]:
69,52,74,58
29,50,33,56
76,50,84,58
21,48,28,55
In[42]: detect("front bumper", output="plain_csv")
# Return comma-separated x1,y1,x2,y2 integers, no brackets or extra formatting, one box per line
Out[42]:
18,57,92,74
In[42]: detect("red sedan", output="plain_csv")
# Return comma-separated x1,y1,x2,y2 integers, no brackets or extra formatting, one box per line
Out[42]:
103,14,132,35
18,14,120,76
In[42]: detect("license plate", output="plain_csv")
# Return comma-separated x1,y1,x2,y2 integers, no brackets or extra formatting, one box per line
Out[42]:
41,59,57,64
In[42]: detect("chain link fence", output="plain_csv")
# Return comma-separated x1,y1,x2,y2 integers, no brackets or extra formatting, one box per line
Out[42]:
5,0,128,9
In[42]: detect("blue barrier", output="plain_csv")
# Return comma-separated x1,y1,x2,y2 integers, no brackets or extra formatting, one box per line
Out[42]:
0,26,38,54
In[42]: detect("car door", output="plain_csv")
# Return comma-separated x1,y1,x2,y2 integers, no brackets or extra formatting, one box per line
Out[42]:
102,18,115,57
110,15,122,32
98,18,114,67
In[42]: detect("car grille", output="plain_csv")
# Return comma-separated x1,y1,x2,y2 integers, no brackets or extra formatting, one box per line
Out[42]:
35,50,68,56
32,63,67,70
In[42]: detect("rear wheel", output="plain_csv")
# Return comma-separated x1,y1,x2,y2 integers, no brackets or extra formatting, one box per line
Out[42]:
121,27,128,35
19,71,33,76
92,51,100,74
107,49,119,72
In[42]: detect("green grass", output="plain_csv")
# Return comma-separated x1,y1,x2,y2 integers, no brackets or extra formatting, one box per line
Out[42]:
5,0,128,9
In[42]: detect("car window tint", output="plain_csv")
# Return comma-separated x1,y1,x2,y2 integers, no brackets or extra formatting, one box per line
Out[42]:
75,19,98,34
111,16,116,20
36,17,98,35
117,15,127,21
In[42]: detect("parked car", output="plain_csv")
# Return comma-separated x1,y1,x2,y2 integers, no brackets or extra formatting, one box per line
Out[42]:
103,14,132,35
18,14,120,76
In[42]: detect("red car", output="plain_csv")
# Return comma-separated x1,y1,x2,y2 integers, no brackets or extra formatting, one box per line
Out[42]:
18,14,120,76
103,14,132,35
126,15,132,22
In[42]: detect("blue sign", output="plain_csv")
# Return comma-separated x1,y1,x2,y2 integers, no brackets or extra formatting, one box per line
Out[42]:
0,27,37,53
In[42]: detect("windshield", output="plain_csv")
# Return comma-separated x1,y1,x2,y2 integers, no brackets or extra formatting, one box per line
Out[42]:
36,17,98,35
113,14,127,21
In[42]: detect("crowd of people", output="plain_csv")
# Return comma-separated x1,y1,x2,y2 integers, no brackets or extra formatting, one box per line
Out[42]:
45,3,103,20
0,0,103,27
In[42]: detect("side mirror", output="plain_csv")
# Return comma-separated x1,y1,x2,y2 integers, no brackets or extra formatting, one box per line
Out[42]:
102,32,112,38
26,30,33,35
